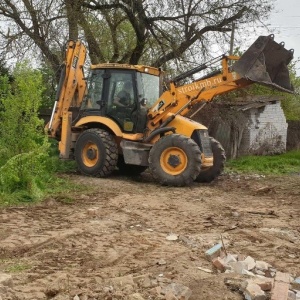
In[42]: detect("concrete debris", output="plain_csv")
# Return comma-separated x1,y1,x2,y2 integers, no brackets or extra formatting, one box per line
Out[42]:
232,211,240,217
242,269,256,277
205,243,224,261
224,278,246,291
166,233,179,241
157,259,167,265
255,261,271,272
207,244,299,300
157,276,172,285
102,273,193,299
197,266,213,273
230,261,249,275
133,274,154,288
291,278,300,290
244,282,267,300
0,273,13,287
288,290,297,300
249,278,274,291
103,286,114,293
224,253,237,265
244,256,256,271
87,207,99,217
108,274,135,289
161,282,192,300
127,293,145,300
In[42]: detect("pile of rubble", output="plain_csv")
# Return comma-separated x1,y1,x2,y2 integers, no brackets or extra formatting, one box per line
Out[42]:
0,271,192,300
205,243,300,300
100,273,192,300
1,240,299,300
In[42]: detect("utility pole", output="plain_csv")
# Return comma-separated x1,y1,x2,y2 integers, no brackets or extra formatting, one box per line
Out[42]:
229,22,235,55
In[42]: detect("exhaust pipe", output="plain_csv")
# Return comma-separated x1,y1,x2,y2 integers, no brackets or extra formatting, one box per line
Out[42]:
233,35,294,93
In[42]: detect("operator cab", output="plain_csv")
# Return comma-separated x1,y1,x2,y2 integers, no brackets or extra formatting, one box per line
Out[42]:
80,64,162,133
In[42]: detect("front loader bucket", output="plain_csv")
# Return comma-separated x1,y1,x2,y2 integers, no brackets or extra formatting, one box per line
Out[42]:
233,35,294,93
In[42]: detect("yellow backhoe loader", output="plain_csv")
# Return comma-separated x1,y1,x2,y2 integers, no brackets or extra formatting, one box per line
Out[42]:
46,35,294,186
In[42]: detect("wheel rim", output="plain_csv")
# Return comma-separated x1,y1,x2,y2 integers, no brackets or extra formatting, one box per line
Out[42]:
82,142,99,167
160,147,188,175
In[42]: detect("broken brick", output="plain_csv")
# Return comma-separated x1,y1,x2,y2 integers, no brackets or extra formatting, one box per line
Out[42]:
244,282,266,300
248,278,274,291
212,257,225,272
271,272,291,300
271,281,290,300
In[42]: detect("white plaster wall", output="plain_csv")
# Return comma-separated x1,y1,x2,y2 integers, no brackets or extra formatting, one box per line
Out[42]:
246,101,288,155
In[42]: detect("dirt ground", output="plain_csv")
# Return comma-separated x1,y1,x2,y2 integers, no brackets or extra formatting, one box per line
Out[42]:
0,171,299,300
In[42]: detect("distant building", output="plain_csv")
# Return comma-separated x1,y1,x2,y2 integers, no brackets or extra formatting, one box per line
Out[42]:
191,96,288,159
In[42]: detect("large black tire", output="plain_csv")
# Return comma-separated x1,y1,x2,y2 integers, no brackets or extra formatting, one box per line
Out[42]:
117,155,148,176
74,128,118,177
195,137,226,183
149,134,202,186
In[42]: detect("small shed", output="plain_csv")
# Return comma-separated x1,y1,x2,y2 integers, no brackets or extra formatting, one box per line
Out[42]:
190,96,288,159
287,120,300,151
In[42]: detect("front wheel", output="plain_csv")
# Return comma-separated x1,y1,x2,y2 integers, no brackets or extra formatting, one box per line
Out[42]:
74,128,118,177
195,137,226,183
149,134,202,186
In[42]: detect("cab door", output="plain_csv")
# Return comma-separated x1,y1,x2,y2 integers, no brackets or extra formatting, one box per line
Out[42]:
106,70,139,133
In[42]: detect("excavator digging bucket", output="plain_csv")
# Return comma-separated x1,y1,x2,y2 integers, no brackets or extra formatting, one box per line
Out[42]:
232,35,294,93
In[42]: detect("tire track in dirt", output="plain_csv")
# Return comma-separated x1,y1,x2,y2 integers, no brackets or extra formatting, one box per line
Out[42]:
0,173,299,299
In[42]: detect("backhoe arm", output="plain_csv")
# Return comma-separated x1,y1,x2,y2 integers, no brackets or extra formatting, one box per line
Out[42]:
147,35,294,132
148,55,246,128
46,40,87,139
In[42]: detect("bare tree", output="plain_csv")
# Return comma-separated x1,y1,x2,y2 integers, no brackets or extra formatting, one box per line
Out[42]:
0,0,275,75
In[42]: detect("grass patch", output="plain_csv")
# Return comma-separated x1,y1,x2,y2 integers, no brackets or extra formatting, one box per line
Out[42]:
0,165,83,206
5,262,31,273
44,175,88,204
226,150,300,175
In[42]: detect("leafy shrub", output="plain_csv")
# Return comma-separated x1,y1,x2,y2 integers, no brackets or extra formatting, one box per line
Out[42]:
0,63,50,202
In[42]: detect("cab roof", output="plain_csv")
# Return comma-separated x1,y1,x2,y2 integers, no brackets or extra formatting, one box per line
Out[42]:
90,63,161,77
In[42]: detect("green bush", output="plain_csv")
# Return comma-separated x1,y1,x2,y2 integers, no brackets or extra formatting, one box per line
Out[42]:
0,63,50,202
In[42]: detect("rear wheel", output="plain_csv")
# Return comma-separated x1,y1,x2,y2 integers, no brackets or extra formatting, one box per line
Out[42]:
195,137,226,183
75,128,118,177
117,155,148,176
149,134,201,186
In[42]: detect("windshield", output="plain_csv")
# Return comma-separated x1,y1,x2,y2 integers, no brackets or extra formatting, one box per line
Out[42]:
138,72,160,108
81,69,104,110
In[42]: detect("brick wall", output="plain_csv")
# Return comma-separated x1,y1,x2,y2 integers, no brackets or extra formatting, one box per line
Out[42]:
240,101,288,156
191,100,288,158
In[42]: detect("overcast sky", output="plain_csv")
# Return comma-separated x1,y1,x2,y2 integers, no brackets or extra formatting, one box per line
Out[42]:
264,0,300,74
